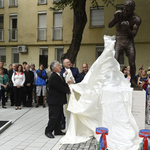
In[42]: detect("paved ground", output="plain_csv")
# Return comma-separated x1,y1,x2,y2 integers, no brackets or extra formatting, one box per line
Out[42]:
0,99,150,150
0,99,63,150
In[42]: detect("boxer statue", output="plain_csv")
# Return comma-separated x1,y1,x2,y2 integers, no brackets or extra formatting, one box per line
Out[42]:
108,0,141,87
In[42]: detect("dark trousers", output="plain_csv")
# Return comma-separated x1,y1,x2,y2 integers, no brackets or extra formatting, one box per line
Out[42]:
45,104,63,134
0,89,6,106
33,85,37,102
13,87,23,106
23,87,33,107
10,87,14,105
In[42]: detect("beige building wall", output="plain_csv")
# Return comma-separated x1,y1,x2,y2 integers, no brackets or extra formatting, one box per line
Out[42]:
0,0,149,74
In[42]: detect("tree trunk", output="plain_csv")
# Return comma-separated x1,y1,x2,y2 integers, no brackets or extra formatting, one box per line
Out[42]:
61,0,87,64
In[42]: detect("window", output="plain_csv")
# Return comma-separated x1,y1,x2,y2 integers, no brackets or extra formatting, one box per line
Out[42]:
9,15,17,41
53,0,61,3
0,15,4,41
90,7,104,27
0,47,6,63
9,0,18,7
37,13,47,41
12,47,19,64
0,0,4,8
55,46,64,64
52,11,62,40
96,46,104,59
39,47,48,68
40,47,48,55
37,0,47,5
116,4,124,10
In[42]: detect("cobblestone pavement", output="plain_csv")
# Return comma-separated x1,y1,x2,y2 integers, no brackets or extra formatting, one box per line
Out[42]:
59,137,97,150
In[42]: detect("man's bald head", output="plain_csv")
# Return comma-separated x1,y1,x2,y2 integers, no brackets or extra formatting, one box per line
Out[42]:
63,59,71,69
12,63,17,71
82,63,88,73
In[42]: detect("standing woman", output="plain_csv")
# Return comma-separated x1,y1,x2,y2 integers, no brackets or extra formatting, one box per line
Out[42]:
0,68,9,108
122,66,127,78
12,64,25,110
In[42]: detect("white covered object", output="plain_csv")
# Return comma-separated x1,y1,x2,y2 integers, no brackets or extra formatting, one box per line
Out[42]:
60,35,141,150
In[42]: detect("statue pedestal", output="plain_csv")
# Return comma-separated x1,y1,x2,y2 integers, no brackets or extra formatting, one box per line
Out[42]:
132,90,146,129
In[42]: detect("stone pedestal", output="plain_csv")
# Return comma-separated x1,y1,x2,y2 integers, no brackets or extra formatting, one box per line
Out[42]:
132,90,146,129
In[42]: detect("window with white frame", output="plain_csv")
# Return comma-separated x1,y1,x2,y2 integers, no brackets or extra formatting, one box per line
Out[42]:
37,0,47,5
12,47,19,64
53,0,61,3
9,14,17,41
0,47,6,63
52,11,62,40
96,46,104,59
90,7,104,27
9,0,18,7
116,4,124,10
40,47,48,55
0,0,4,8
37,12,47,41
0,15,4,41
55,46,64,64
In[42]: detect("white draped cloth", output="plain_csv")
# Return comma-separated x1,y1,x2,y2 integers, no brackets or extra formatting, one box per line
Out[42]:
60,35,141,150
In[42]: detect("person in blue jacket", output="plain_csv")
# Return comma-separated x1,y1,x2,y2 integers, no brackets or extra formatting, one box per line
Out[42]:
35,64,47,108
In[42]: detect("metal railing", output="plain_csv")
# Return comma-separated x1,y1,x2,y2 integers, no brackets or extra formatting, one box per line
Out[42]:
9,0,18,7
8,29,17,41
0,29,4,41
37,0,47,5
37,28,47,41
0,0,4,8
52,27,63,41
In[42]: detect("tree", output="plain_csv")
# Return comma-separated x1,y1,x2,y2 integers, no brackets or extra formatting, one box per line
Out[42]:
50,0,115,64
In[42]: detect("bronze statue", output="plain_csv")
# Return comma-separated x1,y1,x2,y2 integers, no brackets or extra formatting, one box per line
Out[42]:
108,0,141,87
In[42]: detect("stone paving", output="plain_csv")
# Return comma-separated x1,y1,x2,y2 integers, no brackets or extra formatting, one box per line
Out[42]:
59,137,97,150
0,99,150,150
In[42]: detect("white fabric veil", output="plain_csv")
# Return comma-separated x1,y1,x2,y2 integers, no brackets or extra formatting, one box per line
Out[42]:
60,35,141,150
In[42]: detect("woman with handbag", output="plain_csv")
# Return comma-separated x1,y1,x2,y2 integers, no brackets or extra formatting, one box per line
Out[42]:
0,68,9,108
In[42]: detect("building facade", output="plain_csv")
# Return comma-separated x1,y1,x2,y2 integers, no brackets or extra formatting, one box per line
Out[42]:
0,0,149,73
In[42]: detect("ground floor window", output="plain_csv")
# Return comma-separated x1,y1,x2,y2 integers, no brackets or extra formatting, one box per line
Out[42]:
0,47,6,64
12,47,19,64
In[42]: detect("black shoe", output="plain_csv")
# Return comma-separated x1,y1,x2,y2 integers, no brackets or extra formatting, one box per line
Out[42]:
15,107,18,110
35,104,39,108
18,107,21,110
43,104,46,108
45,133,55,138
2,106,7,109
54,131,66,136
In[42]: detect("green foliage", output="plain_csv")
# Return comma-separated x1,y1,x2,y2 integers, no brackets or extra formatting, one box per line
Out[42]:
50,0,115,11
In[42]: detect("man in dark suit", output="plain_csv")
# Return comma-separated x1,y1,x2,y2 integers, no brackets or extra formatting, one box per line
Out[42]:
60,59,82,83
8,63,17,106
45,61,70,138
23,64,34,107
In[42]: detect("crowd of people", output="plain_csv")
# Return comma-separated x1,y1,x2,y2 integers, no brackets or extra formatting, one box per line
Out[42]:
0,60,89,110
122,65,150,124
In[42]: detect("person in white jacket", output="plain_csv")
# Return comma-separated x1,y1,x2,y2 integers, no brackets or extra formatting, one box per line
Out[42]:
12,64,25,110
